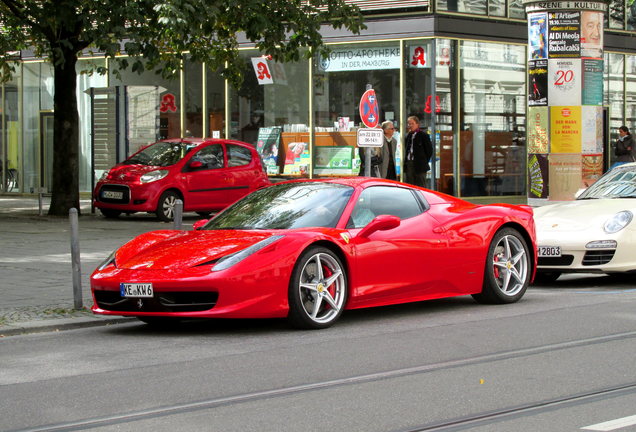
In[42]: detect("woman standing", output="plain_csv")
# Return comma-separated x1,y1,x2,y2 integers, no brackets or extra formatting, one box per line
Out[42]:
612,125,634,169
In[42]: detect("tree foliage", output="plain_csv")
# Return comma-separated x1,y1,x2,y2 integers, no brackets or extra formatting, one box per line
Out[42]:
0,0,365,215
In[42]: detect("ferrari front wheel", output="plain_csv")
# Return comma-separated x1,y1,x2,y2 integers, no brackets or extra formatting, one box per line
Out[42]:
288,247,347,329
473,228,530,304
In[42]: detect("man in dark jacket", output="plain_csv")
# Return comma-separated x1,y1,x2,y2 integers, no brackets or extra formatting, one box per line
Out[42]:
403,115,433,187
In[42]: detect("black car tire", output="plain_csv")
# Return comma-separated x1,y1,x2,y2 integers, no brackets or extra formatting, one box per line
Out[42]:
473,228,531,304
156,190,180,222
288,246,347,329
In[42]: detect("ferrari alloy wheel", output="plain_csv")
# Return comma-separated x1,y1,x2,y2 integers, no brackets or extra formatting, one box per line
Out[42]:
288,247,347,329
156,190,180,222
473,228,530,304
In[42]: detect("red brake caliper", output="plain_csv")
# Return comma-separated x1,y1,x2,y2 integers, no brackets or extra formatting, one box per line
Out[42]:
493,254,500,279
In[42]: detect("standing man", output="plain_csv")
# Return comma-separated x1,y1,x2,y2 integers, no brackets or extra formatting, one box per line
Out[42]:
403,116,433,187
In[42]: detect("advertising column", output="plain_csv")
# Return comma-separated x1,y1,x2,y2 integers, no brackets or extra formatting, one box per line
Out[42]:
524,0,607,203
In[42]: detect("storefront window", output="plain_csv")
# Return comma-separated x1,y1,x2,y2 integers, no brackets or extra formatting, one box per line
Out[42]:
23,62,54,193
626,55,636,130
78,59,107,192
109,64,182,154
406,39,457,194
509,0,526,19
314,41,400,178
229,50,309,176
184,59,203,138
1,65,20,193
606,53,624,167
609,0,625,29
459,41,526,197
206,66,225,139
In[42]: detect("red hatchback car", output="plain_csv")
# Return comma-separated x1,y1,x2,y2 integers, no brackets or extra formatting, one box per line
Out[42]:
93,138,270,221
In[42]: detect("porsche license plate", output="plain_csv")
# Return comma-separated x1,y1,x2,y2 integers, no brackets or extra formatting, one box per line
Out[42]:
102,190,123,199
538,246,561,257
120,283,154,298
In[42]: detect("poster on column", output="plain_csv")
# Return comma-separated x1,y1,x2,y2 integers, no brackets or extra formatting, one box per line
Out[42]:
581,106,603,154
528,60,548,106
582,59,603,106
529,13,548,60
582,154,603,187
548,58,581,106
580,11,603,59
548,11,580,59
550,106,582,153
528,153,549,199
549,154,582,201
527,106,549,153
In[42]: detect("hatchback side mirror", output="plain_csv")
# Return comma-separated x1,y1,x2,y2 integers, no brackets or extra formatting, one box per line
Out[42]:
357,215,400,238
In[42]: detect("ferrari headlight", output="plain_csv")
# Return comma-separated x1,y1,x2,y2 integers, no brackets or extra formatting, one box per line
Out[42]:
603,210,633,234
212,235,284,272
97,250,117,270
140,170,169,183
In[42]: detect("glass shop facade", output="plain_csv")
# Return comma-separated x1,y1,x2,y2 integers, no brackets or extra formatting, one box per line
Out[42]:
1,0,635,203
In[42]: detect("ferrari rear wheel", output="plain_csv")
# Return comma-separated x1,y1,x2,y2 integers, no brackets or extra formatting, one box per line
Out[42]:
288,246,347,329
473,228,530,304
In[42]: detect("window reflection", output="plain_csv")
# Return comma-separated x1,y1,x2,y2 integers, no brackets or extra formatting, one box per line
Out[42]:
459,42,526,197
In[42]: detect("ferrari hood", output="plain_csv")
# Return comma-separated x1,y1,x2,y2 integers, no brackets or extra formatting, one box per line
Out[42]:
534,199,636,232
115,230,276,270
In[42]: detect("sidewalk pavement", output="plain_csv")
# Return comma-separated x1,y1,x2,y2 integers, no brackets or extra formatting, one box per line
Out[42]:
0,195,203,336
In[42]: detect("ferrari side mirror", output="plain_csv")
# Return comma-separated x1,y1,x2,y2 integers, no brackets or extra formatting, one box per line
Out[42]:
192,219,209,230
357,214,400,238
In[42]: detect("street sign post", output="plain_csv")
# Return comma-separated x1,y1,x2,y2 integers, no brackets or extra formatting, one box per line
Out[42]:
356,128,383,147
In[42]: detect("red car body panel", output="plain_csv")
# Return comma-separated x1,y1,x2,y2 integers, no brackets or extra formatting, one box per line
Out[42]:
91,178,537,320
93,138,270,215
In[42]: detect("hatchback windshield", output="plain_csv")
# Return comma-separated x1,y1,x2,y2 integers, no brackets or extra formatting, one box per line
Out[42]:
578,165,636,200
125,141,197,167
203,182,354,230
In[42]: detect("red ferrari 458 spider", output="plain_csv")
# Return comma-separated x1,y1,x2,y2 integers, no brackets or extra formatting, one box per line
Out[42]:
91,178,537,329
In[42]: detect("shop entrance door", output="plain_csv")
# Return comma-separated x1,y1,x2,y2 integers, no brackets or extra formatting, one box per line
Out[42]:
40,112,54,192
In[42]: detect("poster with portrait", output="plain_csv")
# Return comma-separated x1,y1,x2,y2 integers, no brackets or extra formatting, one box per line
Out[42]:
582,154,603,188
580,11,603,59
549,154,582,201
256,127,282,175
548,11,580,58
283,142,310,175
581,106,603,154
548,58,581,106
527,106,550,153
437,40,452,66
550,106,582,153
528,59,548,106
582,59,603,106
528,153,549,199
529,12,548,60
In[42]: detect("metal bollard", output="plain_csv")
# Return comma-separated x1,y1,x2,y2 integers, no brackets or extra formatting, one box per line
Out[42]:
173,199,183,230
69,208,83,310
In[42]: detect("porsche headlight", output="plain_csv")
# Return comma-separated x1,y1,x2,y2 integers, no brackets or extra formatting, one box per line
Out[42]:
603,210,633,234
97,250,117,270
212,235,284,272
140,170,169,183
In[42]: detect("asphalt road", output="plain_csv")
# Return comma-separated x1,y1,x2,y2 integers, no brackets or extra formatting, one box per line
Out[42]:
2,274,636,432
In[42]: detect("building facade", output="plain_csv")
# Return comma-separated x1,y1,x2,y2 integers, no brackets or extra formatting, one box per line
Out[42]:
1,0,635,203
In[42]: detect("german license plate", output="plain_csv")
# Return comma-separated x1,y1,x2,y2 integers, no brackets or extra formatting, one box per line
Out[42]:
120,283,154,298
102,190,123,199
538,246,561,257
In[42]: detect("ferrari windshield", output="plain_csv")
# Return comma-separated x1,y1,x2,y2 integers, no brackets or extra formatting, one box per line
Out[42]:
125,141,197,167
204,182,354,230
578,165,636,199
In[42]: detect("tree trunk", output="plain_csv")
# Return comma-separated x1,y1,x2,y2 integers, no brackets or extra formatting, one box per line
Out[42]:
48,49,80,216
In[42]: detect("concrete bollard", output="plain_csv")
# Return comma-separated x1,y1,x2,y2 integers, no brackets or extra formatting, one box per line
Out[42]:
69,208,83,310
174,199,183,230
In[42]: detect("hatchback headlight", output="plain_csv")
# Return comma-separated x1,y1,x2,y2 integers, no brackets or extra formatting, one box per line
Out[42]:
603,210,633,233
140,170,169,183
